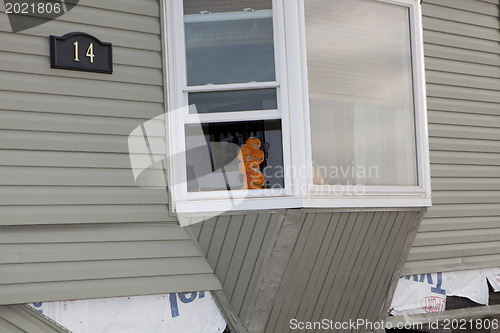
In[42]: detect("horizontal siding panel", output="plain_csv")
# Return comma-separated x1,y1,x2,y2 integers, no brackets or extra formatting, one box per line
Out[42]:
0,167,138,186
0,223,188,244
430,137,500,153
0,110,165,136
429,123,500,140
0,51,163,85
422,4,499,29
425,0,500,16
0,91,164,118
427,71,500,91
0,240,200,264
0,275,221,306
403,254,500,276
0,72,164,103
423,16,499,41
429,110,500,128
430,150,500,165
432,178,500,191
420,216,500,232
426,57,500,79
424,30,500,54
428,97,500,115
425,204,500,218
0,258,213,284
431,164,500,177
0,186,168,205
0,130,165,154
427,84,500,103
432,191,500,204
413,228,500,246
0,13,161,52
0,32,162,68
0,0,161,18
408,241,500,261
58,5,160,34
424,44,500,66
402,257,471,275
113,47,162,69
0,150,131,168
81,0,160,17
0,205,174,225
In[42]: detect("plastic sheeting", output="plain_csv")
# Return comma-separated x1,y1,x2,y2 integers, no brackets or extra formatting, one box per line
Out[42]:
30,292,226,333
390,268,500,316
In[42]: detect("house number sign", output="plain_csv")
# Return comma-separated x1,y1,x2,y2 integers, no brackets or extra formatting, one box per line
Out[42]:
50,32,113,74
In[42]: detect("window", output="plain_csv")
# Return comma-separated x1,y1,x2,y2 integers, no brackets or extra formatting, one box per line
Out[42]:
164,0,431,215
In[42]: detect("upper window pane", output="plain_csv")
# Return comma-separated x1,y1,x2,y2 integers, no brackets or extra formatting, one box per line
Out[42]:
184,0,276,86
305,0,418,186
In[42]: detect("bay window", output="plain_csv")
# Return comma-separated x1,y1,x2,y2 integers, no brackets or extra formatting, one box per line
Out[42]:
164,0,431,215
305,0,418,188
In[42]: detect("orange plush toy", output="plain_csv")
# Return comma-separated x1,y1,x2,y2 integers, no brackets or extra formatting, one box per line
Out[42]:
238,137,266,189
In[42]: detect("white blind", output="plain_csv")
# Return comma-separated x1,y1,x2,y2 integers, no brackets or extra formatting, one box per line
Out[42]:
305,0,418,186
305,0,413,102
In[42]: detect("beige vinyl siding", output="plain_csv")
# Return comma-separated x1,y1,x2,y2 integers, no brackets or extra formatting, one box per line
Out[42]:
0,0,221,304
0,305,70,333
189,210,424,333
188,213,282,323
265,210,422,333
402,0,500,275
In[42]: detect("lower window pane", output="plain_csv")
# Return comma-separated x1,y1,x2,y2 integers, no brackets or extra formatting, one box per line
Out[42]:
185,120,284,192
305,0,418,186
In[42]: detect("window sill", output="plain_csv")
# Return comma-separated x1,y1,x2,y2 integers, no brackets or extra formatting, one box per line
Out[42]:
173,194,432,215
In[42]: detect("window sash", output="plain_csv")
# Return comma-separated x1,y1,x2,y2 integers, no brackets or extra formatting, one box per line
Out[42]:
165,0,293,203
285,0,430,196
163,0,431,213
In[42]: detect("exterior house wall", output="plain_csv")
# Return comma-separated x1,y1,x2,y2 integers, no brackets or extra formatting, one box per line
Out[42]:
263,210,423,333
188,212,284,323
402,0,500,275
0,0,220,305
190,209,425,333
1,0,498,331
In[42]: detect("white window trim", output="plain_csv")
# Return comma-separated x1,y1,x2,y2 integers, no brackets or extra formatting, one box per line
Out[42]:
163,0,432,215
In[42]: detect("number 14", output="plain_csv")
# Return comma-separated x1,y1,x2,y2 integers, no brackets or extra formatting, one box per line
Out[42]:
73,41,95,63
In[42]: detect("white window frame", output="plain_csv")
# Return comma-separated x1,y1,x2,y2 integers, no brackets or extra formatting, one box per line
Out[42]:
163,0,431,214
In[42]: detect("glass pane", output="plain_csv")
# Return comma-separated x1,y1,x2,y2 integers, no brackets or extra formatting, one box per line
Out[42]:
188,89,277,114
305,0,418,186
184,0,275,86
185,120,283,192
